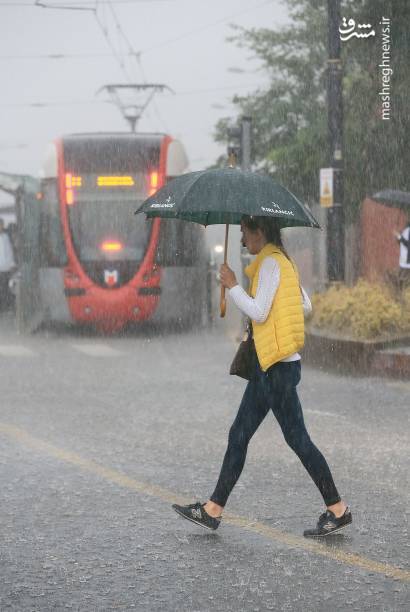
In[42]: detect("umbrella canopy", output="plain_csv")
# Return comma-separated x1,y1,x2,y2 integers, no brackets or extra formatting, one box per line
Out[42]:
135,167,320,318
135,167,320,229
372,189,410,210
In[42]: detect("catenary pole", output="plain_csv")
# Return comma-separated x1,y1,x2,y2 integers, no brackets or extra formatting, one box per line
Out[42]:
326,0,345,282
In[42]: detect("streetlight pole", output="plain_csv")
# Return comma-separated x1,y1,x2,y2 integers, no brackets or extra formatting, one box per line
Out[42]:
326,0,345,282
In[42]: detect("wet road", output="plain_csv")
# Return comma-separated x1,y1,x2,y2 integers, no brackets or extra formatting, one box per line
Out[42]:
0,313,408,611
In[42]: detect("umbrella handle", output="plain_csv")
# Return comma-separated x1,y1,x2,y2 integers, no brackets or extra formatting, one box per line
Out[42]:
220,286,226,318
220,223,229,318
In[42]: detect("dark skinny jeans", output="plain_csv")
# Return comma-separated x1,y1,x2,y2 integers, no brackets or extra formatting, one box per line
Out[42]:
210,358,341,508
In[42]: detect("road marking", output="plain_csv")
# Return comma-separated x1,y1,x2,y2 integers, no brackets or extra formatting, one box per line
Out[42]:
71,344,123,357
304,408,342,419
0,421,408,583
0,345,35,357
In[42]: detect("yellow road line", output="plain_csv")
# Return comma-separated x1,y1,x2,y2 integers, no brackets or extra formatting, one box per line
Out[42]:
1,421,409,583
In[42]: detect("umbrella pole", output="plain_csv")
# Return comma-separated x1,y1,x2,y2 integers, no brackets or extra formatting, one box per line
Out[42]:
220,223,229,318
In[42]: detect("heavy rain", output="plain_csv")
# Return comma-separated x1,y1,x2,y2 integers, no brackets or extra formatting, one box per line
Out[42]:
0,1,409,611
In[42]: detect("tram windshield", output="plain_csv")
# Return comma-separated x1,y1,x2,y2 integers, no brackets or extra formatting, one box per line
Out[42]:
68,197,150,263
66,181,151,263
62,137,160,263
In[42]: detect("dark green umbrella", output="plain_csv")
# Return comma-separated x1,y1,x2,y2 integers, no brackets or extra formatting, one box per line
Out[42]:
135,167,320,316
372,189,410,210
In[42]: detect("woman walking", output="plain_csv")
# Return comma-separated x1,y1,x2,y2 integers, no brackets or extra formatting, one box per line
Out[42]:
173,216,352,537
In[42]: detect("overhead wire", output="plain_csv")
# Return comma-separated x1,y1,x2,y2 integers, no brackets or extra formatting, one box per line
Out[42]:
0,83,264,108
1,0,275,60
0,1,174,6
135,0,275,57
98,0,148,128
135,56,170,133
104,0,169,132
0,52,114,60
34,0,94,11
1,0,273,128
93,0,131,80
107,0,137,61
0,99,106,108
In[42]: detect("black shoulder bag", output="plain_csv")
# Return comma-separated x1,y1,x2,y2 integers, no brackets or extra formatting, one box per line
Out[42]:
229,319,256,381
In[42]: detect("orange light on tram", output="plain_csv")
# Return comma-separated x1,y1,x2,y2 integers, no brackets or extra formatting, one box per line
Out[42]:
148,171,160,196
100,241,123,252
65,173,81,205
97,176,134,187
150,172,158,188
66,189,74,205
65,173,82,187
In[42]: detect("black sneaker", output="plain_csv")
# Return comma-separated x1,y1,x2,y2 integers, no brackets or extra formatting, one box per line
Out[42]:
303,506,352,537
172,502,222,531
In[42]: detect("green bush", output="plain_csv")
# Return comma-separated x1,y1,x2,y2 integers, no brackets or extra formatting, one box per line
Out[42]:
310,280,410,340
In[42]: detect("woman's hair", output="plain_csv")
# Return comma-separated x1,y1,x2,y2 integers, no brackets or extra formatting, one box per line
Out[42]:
241,215,291,261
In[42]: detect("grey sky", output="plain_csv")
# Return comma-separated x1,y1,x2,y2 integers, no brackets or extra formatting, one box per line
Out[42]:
0,0,289,179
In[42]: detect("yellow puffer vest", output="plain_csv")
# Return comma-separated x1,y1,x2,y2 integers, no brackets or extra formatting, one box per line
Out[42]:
245,243,304,371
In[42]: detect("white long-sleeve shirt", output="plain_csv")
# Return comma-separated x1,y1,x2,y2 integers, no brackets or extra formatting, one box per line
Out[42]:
399,226,410,268
229,256,312,362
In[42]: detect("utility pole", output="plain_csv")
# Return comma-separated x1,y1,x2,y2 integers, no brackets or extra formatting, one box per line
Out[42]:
226,116,252,171
326,0,345,282
238,115,252,282
240,116,252,172
239,117,252,331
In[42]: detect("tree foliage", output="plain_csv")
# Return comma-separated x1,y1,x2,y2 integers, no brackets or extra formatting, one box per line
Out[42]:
215,0,410,219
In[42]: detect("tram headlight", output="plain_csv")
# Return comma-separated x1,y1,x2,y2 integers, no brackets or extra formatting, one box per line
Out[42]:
100,241,123,253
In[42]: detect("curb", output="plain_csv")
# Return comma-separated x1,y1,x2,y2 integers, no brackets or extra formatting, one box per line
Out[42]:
303,330,410,379
371,347,410,379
